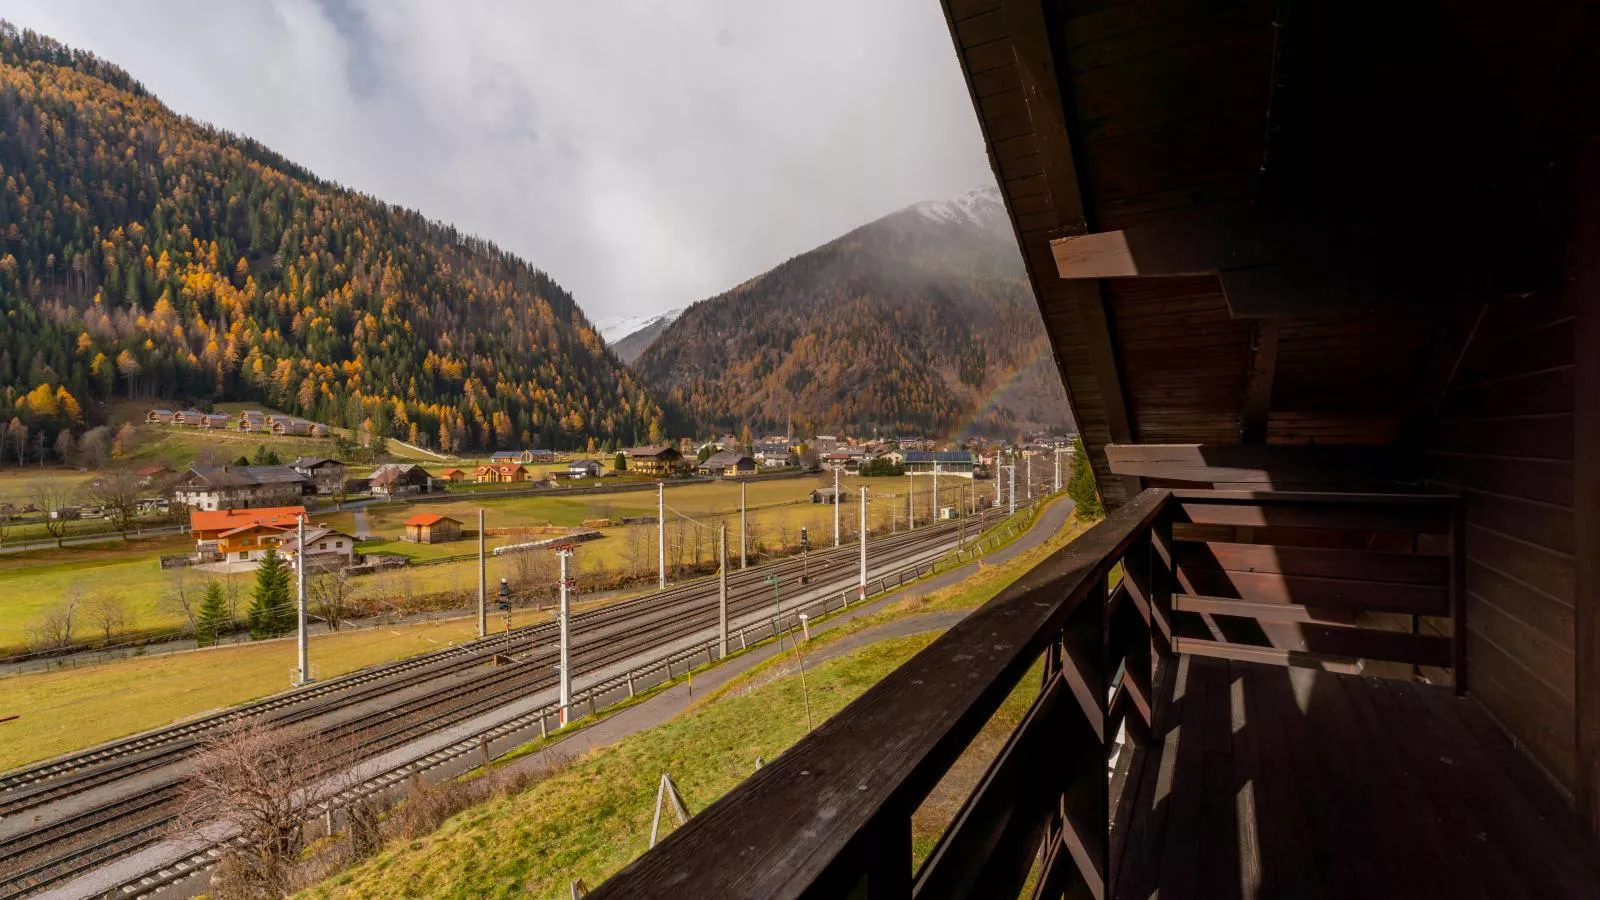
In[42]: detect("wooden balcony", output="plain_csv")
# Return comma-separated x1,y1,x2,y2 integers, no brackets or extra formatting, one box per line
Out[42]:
592,489,1600,898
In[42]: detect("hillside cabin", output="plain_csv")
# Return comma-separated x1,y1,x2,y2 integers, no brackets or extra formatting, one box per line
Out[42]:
810,488,847,505
369,463,431,498
173,409,205,426
135,465,172,486
625,446,684,477
700,451,756,477
172,466,311,511
278,525,356,569
310,423,329,437
491,449,555,465
200,412,231,429
476,463,528,484
404,512,463,544
237,410,266,431
599,4,1600,898
272,418,314,436
567,459,603,479
436,467,467,483
146,408,174,424
289,457,346,495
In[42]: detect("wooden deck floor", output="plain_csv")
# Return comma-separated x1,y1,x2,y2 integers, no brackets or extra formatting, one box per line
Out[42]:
1110,655,1600,899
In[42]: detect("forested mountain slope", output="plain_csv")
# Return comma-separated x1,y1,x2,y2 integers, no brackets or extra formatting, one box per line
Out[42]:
0,23,663,452
633,187,1073,437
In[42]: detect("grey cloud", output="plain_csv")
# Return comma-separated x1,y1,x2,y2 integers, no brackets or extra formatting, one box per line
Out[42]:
2,0,992,322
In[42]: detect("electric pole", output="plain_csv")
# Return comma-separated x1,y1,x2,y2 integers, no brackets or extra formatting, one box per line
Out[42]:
718,524,729,657
1055,447,1063,493
657,482,666,590
933,462,941,519
1027,453,1033,500
995,457,1003,508
858,486,867,603
908,472,915,527
558,548,573,725
1009,463,1017,516
833,466,841,548
739,480,748,570
295,515,310,686
477,508,486,638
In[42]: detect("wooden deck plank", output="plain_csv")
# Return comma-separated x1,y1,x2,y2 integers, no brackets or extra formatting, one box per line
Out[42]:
1116,658,1600,896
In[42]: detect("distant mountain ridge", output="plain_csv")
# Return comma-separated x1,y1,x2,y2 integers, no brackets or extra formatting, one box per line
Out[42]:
634,187,1074,438
598,308,683,364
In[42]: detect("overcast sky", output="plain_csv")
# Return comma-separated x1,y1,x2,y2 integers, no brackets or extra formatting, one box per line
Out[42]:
3,0,994,324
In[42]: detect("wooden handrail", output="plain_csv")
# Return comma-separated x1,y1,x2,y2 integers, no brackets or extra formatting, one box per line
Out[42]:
589,489,1172,899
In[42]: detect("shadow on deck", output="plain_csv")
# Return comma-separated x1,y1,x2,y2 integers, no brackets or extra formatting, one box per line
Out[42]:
1114,655,1600,899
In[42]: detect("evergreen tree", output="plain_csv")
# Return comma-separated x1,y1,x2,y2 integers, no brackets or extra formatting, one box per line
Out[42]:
1066,438,1102,520
195,580,229,647
247,548,292,638
233,455,251,467
614,451,627,472
251,444,271,465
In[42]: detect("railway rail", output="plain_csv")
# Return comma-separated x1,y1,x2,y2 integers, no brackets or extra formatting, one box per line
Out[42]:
0,507,1025,899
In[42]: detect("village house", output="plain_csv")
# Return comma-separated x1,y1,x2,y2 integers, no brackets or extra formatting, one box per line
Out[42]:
567,459,602,479
490,449,555,465
173,409,205,426
404,512,463,544
476,462,528,483
189,506,306,564
904,450,977,475
754,441,792,467
369,463,432,498
700,450,757,477
237,410,266,431
172,465,311,511
289,457,346,495
135,465,173,486
272,417,314,436
435,467,467,483
625,446,684,477
200,412,231,429
278,524,357,570
822,449,868,473
810,487,848,505
146,408,174,425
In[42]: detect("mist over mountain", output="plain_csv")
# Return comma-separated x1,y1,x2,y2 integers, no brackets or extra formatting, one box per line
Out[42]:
633,187,1074,438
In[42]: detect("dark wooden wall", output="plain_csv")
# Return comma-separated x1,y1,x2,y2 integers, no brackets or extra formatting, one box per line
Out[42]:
1424,295,1578,791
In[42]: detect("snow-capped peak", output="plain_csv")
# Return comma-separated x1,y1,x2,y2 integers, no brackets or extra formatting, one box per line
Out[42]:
595,308,683,345
910,185,1005,227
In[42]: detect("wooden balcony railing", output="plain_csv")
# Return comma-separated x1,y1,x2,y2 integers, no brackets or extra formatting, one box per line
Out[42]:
589,487,1463,899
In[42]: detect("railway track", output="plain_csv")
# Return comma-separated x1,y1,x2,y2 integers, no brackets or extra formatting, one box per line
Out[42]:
0,510,1009,898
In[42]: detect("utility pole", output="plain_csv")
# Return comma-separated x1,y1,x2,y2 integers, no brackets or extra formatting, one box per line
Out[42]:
557,548,573,725
908,473,915,528
1009,464,1017,516
657,482,666,590
858,487,868,603
1027,453,1033,500
477,508,487,638
933,462,941,519
1055,447,1063,493
995,458,1003,508
718,525,729,657
832,466,841,548
739,481,748,571
295,515,310,686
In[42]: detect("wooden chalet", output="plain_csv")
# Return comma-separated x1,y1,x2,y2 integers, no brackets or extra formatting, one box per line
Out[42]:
594,2,1600,898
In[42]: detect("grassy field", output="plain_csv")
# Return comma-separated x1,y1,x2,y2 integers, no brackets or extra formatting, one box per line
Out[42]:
298,500,1082,898
0,472,969,654
0,607,555,771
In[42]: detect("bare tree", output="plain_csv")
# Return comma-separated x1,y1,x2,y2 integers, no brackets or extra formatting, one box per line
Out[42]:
162,568,201,632
508,548,557,608
177,721,356,899
308,569,353,631
76,425,112,469
29,584,84,650
53,429,76,465
623,526,646,578
3,417,25,466
85,468,143,537
29,480,75,548
85,592,130,643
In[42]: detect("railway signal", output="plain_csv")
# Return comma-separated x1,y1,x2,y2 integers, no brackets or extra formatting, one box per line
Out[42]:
498,577,512,655
800,526,810,583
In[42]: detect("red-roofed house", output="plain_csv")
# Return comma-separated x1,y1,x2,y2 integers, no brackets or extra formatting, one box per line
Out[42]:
190,505,306,564
404,512,463,544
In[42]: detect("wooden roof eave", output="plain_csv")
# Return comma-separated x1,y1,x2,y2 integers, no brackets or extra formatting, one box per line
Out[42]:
940,0,1139,508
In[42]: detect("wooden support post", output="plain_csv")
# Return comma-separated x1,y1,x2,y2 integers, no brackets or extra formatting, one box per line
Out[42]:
1240,321,1280,443
1574,132,1600,839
